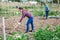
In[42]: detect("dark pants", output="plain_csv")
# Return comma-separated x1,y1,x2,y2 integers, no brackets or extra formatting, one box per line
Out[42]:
26,17,34,32
45,11,49,19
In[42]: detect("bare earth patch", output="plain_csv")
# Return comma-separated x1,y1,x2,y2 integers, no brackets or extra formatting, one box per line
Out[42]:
0,16,60,34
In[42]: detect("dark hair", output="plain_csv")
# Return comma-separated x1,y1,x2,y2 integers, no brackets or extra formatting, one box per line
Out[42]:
19,7,23,10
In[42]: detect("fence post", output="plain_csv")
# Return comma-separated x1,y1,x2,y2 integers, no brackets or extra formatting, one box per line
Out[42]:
2,17,6,40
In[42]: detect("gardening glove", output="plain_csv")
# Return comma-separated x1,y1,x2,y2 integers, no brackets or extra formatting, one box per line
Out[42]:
18,22,21,25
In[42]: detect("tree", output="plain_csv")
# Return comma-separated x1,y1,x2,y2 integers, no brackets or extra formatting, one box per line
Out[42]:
53,0,58,3
58,0,59,4
8,0,21,2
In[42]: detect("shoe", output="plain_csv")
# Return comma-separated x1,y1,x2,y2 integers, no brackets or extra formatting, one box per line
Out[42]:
29,30,32,32
29,30,35,32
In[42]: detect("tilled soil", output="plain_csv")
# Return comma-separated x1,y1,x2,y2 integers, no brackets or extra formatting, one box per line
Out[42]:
0,16,60,34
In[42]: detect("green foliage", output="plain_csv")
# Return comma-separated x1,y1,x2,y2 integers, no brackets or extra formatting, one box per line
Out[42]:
6,35,14,40
0,26,60,40
0,7,2,11
35,0,41,2
0,6,21,19
33,11,44,16
35,0,44,2
24,5,37,9
53,0,58,3
0,35,3,40
8,0,21,2
0,32,29,40
34,26,60,40
24,6,33,9
49,11,60,16
13,34,28,40
0,3,60,18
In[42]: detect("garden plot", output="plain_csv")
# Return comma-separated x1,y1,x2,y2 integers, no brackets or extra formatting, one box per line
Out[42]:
0,16,60,34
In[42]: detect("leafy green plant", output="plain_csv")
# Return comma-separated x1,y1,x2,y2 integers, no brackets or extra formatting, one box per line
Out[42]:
6,35,14,40
33,26,60,40
14,34,29,40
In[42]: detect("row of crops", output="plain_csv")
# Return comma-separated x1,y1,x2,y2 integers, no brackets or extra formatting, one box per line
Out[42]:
0,2,60,19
